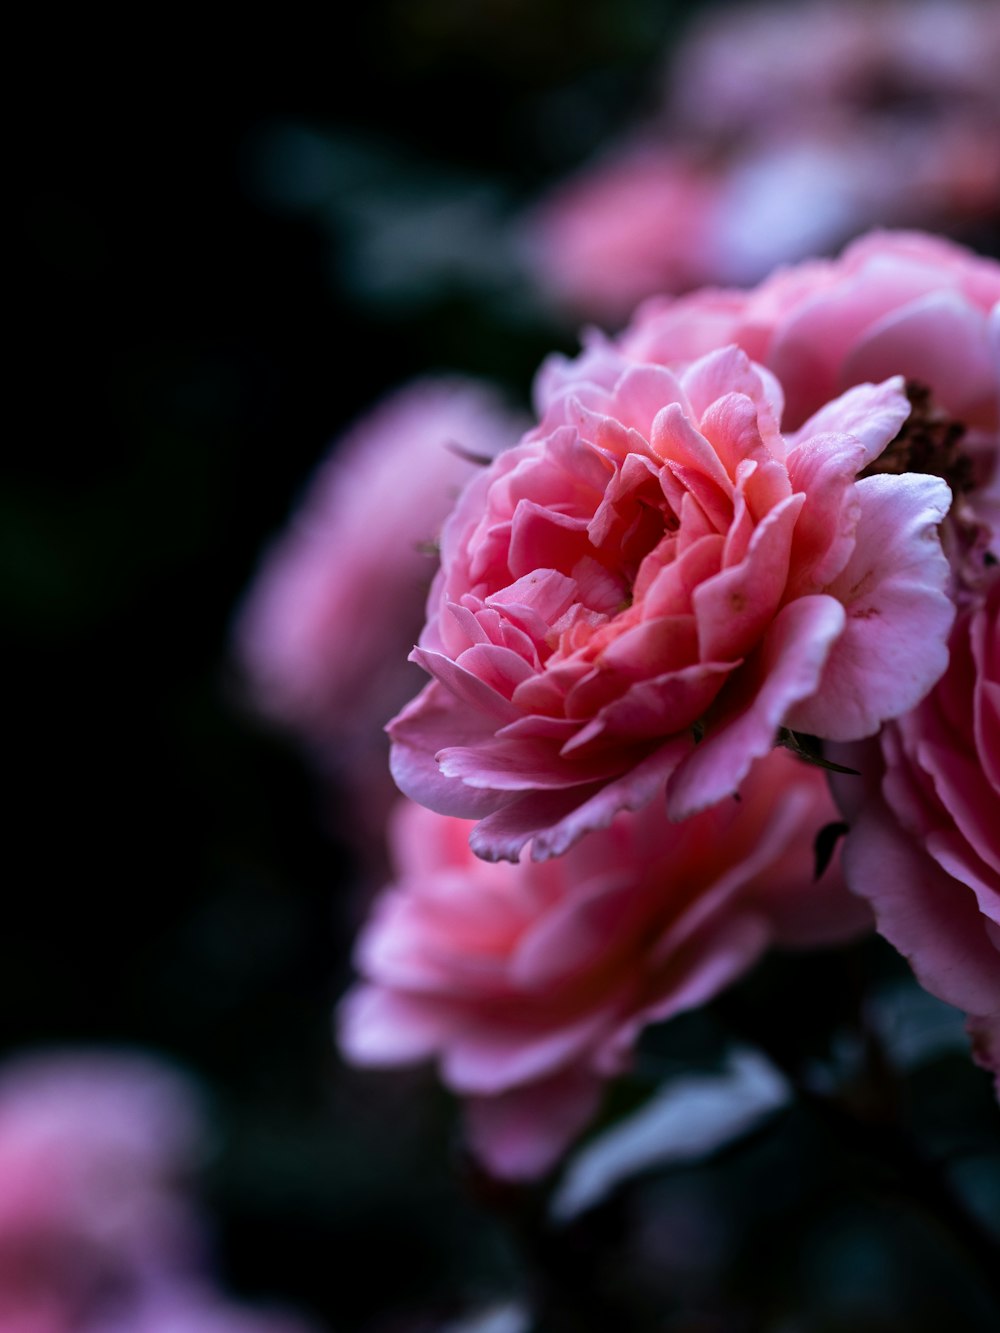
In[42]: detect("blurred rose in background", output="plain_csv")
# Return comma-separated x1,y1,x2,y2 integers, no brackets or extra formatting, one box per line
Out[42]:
522,0,1000,324
0,1052,323,1332
234,377,525,861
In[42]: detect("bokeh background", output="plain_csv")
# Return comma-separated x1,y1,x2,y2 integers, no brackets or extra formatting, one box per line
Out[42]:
7,3,1000,1330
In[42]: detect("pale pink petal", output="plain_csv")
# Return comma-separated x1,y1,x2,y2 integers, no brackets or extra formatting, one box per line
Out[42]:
600,913,771,1075
783,433,867,595
464,1071,605,1180
840,293,998,427
510,877,641,990
920,741,1000,880
528,737,694,861
442,1008,616,1095
788,474,954,739
787,376,910,467
411,647,524,721
437,736,624,791
467,784,610,864
967,1014,1000,1094
337,986,457,1065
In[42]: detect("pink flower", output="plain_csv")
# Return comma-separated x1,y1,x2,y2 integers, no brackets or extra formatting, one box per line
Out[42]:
519,144,722,325
234,376,523,845
623,231,1000,434
236,376,521,742
835,574,1000,1095
339,751,868,1179
623,231,1000,587
520,4,1000,321
0,1051,205,1331
668,0,1000,143
390,340,953,862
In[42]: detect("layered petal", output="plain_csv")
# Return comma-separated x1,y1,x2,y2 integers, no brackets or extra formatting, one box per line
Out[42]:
339,747,861,1178
390,342,938,861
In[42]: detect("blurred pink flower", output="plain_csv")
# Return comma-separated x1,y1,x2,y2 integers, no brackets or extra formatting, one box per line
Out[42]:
0,1051,205,1332
390,339,953,862
835,574,1000,1095
522,1,1000,320
234,377,524,842
339,750,868,1179
519,145,721,326
668,0,1000,142
0,1053,329,1333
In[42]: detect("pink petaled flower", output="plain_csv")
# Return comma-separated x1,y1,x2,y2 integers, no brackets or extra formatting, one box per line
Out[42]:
234,377,523,846
668,0,1000,143
0,1051,205,1332
623,232,1000,435
521,5,1000,322
836,574,1000,1096
623,231,1000,600
519,144,722,326
390,339,953,862
339,751,868,1180
235,379,520,743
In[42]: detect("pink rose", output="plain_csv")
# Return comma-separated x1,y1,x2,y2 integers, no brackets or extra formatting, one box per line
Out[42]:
234,376,522,844
0,1052,205,1330
520,4,1000,322
339,751,868,1179
235,377,521,745
390,340,953,862
623,231,1000,434
519,144,722,325
622,231,1000,587
835,574,1000,1094
668,0,1000,143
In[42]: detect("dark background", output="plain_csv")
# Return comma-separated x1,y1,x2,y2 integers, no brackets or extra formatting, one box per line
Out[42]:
7,5,1000,1331
6,7,680,1326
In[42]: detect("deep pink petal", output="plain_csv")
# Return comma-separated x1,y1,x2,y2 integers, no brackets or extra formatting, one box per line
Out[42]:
693,492,804,661
668,595,845,818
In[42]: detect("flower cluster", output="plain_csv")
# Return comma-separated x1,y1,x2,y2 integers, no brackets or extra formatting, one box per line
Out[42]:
239,229,999,1179
340,750,866,1179
390,341,952,862
522,0,1000,323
